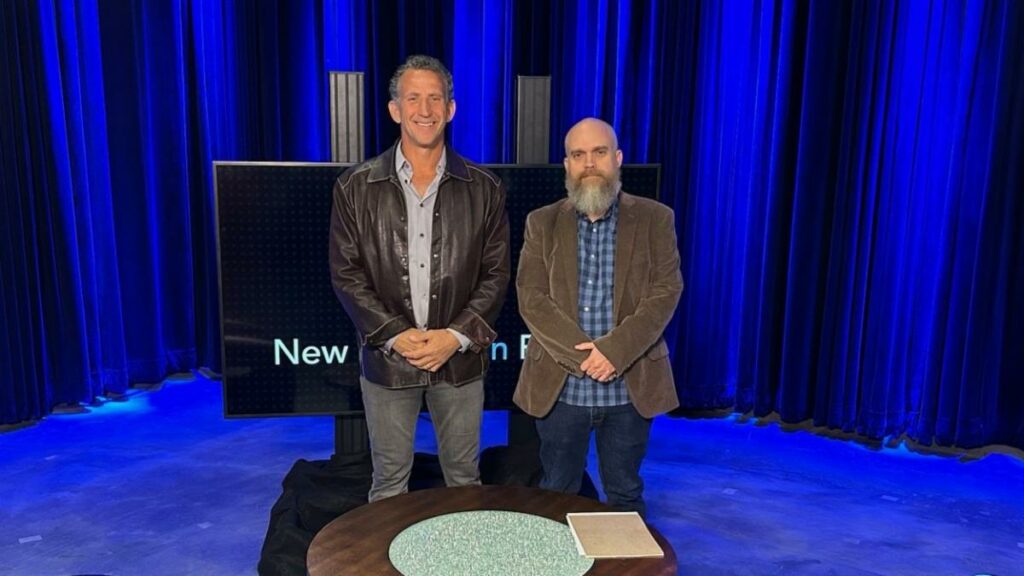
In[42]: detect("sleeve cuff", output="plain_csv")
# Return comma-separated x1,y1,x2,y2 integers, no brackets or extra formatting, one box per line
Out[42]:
447,329,472,353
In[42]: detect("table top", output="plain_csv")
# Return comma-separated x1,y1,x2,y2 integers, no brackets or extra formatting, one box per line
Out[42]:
307,485,677,576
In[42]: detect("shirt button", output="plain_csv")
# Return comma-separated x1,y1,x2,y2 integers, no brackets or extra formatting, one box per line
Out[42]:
431,294,438,300
584,306,590,312
588,280,593,284
433,253,439,258
420,263,425,268
419,233,424,238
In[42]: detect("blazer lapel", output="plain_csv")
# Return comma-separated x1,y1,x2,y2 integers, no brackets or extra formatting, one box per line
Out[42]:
614,193,637,322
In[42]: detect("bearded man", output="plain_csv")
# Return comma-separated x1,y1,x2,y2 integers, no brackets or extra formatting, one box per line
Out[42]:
513,117,683,516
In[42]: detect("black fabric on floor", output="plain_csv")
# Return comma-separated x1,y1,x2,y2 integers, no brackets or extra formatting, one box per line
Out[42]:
257,453,372,576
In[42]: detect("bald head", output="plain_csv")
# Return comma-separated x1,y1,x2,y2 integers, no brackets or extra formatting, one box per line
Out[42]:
564,117,619,156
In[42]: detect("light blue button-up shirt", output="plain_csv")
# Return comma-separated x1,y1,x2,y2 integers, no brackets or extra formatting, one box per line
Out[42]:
384,145,470,353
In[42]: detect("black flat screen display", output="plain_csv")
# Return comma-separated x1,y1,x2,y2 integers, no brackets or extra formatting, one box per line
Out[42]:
215,162,660,416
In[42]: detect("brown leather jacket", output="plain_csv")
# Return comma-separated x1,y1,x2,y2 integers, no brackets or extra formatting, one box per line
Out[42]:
329,143,510,388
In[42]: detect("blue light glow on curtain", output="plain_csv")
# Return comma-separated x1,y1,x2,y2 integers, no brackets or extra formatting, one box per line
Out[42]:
673,0,1024,450
2,0,1022,450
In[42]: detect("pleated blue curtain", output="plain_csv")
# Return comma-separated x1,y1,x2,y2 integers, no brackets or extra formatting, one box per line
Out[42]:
674,0,1024,449
1,0,329,421
2,0,128,421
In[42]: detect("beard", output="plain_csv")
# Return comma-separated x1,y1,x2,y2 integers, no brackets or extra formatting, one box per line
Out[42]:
566,169,620,215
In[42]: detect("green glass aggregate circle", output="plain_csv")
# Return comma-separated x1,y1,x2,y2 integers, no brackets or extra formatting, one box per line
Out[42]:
388,510,594,576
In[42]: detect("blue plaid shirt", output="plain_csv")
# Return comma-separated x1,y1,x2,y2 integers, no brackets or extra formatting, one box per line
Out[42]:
559,196,629,406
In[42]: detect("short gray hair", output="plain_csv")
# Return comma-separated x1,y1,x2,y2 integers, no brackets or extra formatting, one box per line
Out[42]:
389,55,454,102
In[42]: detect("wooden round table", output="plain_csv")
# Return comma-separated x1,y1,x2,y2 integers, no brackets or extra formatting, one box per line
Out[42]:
307,485,677,575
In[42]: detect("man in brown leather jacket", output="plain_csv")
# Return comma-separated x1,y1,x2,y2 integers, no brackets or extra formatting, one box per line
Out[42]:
513,118,682,516
329,55,510,502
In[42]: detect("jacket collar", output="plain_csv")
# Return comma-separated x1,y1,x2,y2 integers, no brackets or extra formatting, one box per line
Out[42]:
367,141,472,183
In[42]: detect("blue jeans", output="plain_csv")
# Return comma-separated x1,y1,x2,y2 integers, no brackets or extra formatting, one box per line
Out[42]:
535,401,652,516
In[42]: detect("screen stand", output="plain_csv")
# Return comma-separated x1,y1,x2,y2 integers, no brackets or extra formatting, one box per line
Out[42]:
334,414,370,456
507,408,539,448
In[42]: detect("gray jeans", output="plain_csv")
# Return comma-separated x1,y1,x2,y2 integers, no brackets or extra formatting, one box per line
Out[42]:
360,376,483,502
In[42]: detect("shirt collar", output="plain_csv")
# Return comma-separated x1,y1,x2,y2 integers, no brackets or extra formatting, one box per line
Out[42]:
395,144,447,177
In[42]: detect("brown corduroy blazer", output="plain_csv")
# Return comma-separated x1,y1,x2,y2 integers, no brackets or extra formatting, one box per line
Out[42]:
513,192,684,419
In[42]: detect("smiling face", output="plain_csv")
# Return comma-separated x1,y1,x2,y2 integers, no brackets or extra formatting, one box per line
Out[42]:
387,69,455,152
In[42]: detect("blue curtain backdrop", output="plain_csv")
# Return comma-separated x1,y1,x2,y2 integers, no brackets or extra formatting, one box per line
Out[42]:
2,0,1022,450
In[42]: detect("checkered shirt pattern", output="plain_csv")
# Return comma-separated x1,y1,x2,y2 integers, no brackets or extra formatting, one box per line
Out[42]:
559,197,629,406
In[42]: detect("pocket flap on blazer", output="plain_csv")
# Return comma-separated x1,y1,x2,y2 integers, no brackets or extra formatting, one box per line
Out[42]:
528,338,544,360
645,339,669,360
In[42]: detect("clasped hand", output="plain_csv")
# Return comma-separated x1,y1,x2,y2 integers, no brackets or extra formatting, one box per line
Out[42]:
575,342,617,382
393,328,460,373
